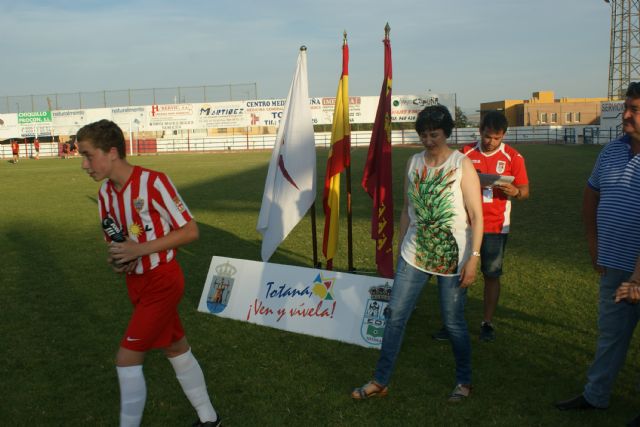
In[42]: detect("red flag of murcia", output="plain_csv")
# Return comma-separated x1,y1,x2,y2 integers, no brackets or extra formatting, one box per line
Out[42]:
362,28,394,278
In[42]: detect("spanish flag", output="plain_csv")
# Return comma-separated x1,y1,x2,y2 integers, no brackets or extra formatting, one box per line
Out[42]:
322,34,350,270
362,25,394,278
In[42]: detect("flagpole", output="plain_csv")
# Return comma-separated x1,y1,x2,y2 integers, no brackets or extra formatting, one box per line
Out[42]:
346,165,354,272
301,45,319,269
342,32,354,273
310,201,319,267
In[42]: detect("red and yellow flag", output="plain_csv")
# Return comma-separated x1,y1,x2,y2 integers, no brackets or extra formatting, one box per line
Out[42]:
362,27,394,278
322,35,350,270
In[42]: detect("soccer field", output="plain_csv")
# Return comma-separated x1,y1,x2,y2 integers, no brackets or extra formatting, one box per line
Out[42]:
1,144,638,426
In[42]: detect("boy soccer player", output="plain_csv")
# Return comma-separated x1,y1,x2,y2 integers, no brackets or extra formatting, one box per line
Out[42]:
77,120,220,427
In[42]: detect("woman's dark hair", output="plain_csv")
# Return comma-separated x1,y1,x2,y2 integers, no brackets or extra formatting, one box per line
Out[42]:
415,105,455,138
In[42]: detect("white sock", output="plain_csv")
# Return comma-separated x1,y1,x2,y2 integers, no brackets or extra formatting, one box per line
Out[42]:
168,349,217,423
116,365,147,427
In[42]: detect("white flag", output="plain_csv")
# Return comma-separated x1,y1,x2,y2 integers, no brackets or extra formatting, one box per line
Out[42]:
257,48,316,261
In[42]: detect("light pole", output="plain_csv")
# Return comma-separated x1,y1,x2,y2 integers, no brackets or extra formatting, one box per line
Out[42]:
132,118,141,155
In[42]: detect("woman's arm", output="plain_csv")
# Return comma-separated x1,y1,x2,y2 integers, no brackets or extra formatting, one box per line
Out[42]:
459,157,483,287
397,161,411,260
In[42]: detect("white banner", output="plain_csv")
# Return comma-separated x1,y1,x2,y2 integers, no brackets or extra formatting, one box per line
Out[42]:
600,100,624,131
0,93,456,139
197,257,394,348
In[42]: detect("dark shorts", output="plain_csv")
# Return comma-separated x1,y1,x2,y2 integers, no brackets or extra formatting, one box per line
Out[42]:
122,260,185,351
480,233,508,278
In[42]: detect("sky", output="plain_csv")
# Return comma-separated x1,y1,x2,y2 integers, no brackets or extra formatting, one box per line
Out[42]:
0,0,611,112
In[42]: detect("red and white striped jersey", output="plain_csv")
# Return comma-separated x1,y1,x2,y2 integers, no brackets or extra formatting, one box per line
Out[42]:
98,165,193,274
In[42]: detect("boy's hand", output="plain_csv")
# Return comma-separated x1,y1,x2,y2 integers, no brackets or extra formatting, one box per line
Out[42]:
107,256,137,273
108,238,140,265
106,237,139,274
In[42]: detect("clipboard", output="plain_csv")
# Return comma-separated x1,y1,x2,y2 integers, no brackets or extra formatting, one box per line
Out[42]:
478,173,514,187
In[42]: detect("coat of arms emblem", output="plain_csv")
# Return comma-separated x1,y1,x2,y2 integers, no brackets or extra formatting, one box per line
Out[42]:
206,261,237,314
360,283,392,346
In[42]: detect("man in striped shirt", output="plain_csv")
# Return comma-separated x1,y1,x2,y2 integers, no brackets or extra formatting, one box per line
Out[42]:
77,120,220,427
556,83,640,421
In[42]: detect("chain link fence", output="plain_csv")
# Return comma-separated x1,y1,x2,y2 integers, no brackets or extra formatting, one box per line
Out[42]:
1,83,258,114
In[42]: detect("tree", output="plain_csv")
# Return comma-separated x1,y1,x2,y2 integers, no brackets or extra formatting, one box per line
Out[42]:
454,106,469,128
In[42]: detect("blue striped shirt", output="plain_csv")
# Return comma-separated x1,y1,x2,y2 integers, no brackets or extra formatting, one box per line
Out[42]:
588,134,640,272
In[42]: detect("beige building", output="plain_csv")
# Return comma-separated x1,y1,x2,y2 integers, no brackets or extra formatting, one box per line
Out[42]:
480,91,607,127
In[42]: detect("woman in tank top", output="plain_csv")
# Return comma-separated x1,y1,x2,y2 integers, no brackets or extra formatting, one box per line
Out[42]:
352,105,483,402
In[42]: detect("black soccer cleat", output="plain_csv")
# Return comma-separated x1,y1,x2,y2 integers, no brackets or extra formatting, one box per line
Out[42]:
102,217,126,242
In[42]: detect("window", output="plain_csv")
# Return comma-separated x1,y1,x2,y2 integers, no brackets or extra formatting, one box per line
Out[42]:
575,112,581,123
565,112,573,123
540,112,548,123
551,113,558,123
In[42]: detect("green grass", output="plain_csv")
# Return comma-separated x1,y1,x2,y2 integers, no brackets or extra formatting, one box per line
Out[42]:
1,145,639,426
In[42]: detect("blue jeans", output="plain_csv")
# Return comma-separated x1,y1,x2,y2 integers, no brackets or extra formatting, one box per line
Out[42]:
583,268,639,408
373,257,471,386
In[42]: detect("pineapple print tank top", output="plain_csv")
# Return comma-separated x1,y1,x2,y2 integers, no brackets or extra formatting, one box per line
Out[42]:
400,150,472,276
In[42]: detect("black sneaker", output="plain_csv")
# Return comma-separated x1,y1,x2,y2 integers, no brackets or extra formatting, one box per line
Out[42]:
479,322,495,342
193,417,221,427
431,326,449,341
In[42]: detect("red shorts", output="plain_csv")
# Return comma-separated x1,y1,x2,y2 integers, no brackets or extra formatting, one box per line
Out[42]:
122,260,185,351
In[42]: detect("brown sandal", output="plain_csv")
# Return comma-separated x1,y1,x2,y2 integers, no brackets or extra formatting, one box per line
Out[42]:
351,380,389,400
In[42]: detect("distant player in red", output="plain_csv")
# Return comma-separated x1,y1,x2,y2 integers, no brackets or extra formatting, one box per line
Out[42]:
11,140,19,163
62,142,70,159
462,111,529,341
33,138,40,160
77,120,220,427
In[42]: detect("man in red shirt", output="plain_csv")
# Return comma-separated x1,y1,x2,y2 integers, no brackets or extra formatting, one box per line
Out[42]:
463,111,529,341
33,138,40,160
62,142,70,159
432,111,529,342
77,120,220,427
